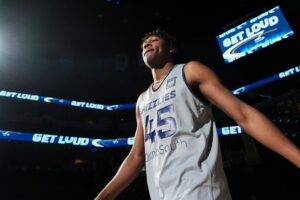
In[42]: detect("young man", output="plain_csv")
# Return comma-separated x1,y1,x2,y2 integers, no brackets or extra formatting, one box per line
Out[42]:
95,29,300,200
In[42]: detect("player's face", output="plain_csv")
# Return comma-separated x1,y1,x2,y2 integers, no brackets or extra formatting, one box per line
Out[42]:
142,36,171,68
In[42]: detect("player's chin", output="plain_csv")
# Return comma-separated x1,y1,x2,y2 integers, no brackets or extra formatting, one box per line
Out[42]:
144,58,154,67
144,56,164,69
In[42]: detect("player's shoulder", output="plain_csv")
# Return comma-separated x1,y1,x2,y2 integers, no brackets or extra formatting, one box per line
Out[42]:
136,91,146,105
185,60,216,75
183,60,209,78
183,60,219,85
185,60,208,70
138,91,146,100
135,91,147,115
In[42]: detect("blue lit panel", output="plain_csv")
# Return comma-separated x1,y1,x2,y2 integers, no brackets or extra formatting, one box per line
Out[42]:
216,6,294,63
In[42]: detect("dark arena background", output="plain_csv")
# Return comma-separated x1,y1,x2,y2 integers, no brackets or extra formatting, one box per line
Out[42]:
0,0,299,199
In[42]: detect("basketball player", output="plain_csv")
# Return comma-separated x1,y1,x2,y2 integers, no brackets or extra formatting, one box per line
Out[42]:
94,29,300,200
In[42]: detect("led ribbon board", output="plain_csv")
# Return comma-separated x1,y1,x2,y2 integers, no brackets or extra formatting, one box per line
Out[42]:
216,6,294,63
0,126,243,148
0,130,134,147
0,91,136,111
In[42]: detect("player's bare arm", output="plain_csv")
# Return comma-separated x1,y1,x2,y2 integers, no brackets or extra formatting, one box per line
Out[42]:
184,61,300,168
94,95,145,200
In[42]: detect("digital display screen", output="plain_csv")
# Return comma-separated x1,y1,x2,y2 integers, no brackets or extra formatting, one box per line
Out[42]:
216,6,294,63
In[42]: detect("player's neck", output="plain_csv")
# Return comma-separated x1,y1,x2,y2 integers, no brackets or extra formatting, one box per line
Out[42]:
151,62,173,84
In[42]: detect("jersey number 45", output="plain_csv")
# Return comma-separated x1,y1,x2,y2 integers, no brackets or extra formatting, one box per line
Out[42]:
144,104,177,143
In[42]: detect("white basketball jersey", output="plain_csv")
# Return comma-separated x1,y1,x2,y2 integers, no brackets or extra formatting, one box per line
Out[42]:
138,64,232,200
